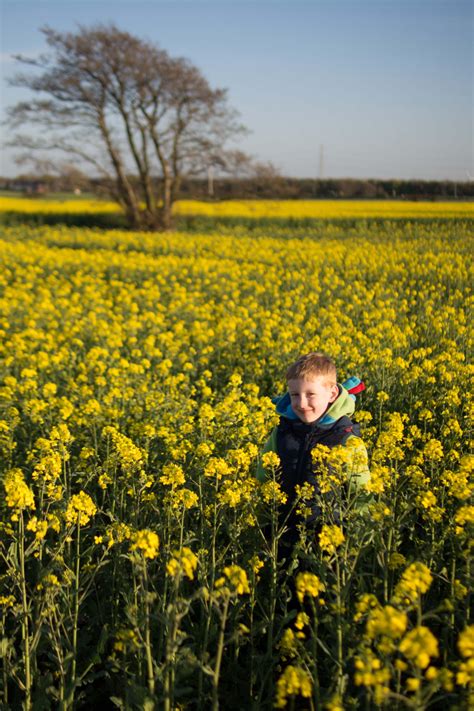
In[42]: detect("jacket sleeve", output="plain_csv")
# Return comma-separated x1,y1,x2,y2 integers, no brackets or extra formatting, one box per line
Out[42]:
255,427,278,482
344,435,371,493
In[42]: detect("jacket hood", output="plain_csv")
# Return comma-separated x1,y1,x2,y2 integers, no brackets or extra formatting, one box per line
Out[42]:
273,376,365,429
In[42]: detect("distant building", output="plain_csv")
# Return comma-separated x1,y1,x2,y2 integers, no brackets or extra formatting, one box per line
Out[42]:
10,180,48,195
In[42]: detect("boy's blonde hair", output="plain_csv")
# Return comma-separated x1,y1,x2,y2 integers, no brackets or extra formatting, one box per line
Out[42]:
285,352,337,385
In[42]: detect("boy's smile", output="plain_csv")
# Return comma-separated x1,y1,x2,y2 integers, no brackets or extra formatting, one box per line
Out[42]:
287,376,339,424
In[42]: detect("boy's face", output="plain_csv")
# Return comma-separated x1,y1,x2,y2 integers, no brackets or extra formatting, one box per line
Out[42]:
287,375,339,424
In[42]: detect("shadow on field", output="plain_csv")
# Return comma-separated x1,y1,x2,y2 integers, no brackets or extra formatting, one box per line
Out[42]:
0,211,129,230
1,210,472,234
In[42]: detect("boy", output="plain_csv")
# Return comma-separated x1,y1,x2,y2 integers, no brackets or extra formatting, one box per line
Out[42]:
256,352,370,545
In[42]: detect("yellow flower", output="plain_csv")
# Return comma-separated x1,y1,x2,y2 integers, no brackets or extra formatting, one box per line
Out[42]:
456,659,474,687
295,611,310,631
318,524,345,555
393,562,433,606
366,605,408,652
32,452,62,482
214,565,250,596
168,487,199,510
113,628,140,653
295,572,325,603
0,595,16,608
36,573,60,591
43,515,59,535
160,462,186,487
399,626,439,669
278,628,298,659
325,694,344,711
354,653,391,705
166,547,198,580
195,441,214,457
423,438,444,462
441,456,472,500
26,516,48,541
417,490,437,509
454,505,474,535
4,468,35,513
102,426,144,473
261,479,287,505
354,593,379,622
406,677,420,692
364,464,389,494
204,457,232,480
129,529,160,559
106,522,132,547
275,665,312,708
65,491,97,527
458,625,474,659
249,554,264,575
261,451,280,470
98,473,112,490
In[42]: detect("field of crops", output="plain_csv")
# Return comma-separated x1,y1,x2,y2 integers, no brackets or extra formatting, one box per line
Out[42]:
0,207,473,710
1,195,473,220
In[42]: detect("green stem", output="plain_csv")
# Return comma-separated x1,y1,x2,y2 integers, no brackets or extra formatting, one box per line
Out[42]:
450,556,456,635
466,550,471,624
19,512,32,711
65,520,81,709
143,564,155,698
212,596,229,711
384,525,393,603
179,505,186,549
310,599,320,708
335,557,344,698
198,479,219,705
267,480,279,658
1,610,8,706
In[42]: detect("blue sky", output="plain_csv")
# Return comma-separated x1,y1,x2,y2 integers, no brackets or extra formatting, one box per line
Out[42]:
1,0,472,179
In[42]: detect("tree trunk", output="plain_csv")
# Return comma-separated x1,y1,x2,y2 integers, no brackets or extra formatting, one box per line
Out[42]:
160,176,173,231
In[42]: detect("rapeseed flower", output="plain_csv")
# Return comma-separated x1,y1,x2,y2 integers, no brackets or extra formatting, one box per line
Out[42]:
295,572,325,603
65,492,97,526
319,524,345,555
261,451,280,470
278,628,298,659
454,505,474,535
399,626,439,668
214,565,250,596
457,625,474,688
26,516,48,540
393,562,433,606
275,665,312,708
167,547,198,580
4,468,35,514
160,462,186,487
366,605,408,653
261,480,288,505
130,529,160,559
0,211,472,707
354,653,390,704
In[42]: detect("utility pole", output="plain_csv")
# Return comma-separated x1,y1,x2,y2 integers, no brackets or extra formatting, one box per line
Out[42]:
319,144,324,179
208,165,214,198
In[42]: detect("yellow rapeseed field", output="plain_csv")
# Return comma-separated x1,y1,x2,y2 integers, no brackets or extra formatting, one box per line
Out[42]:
1,195,472,219
0,213,472,710
175,198,474,219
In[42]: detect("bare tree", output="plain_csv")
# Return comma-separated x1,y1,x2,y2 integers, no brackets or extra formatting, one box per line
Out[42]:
6,24,248,229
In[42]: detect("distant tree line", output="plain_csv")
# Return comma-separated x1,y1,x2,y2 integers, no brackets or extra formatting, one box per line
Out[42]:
178,176,473,200
1,173,472,201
